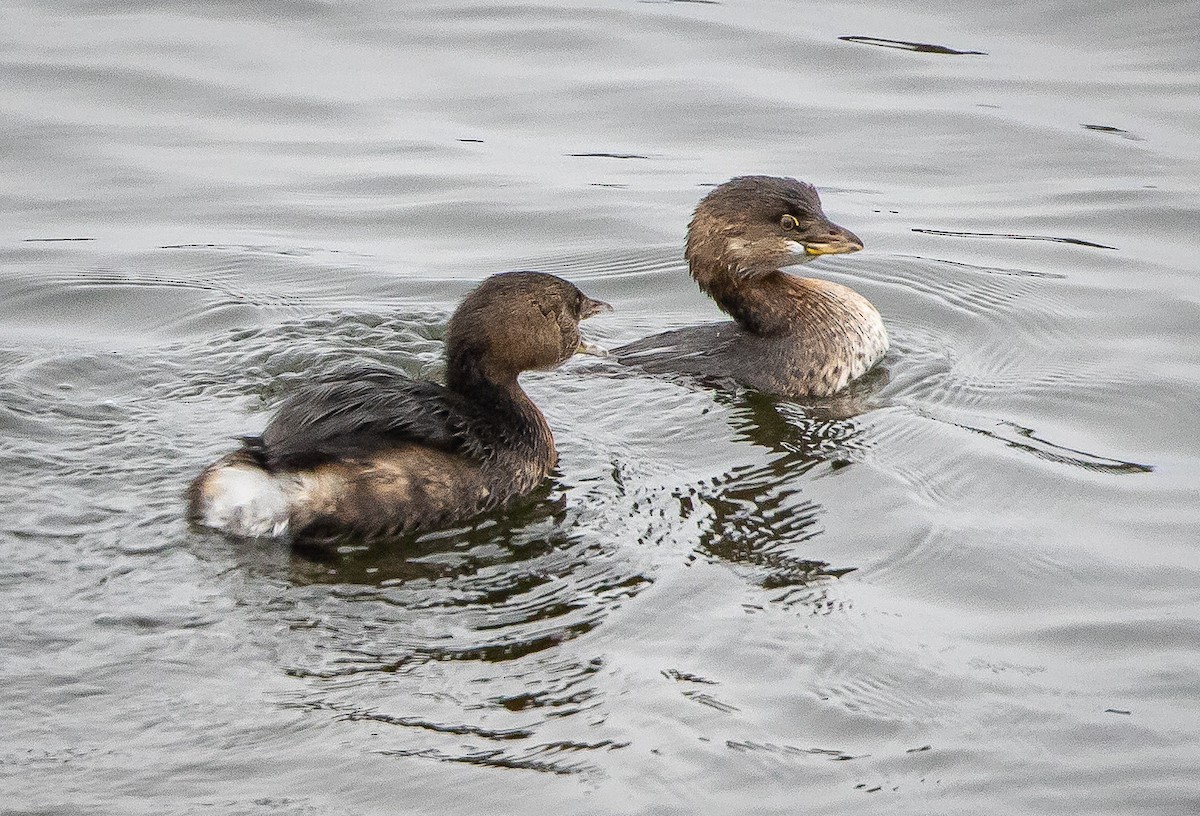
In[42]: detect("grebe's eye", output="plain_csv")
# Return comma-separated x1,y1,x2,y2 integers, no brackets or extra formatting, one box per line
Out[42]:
780,214,799,231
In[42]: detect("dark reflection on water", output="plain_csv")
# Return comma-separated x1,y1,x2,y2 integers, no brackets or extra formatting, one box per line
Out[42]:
683,389,882,590
945,415,1155,475
22,236,97,242
225,484,654,674
1082,123,1143,141
913,228,1119,250
838,35,987,55
567,152,654,160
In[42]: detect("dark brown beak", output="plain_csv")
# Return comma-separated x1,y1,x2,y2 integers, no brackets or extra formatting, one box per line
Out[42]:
580,296,613,319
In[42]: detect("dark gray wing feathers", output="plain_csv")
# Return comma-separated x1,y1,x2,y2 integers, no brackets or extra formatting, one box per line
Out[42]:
256,373,489,469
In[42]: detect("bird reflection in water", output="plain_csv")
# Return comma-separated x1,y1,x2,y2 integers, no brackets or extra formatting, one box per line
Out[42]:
676,372,890,606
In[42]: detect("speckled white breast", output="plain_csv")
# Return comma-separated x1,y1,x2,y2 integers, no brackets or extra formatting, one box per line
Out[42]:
807,278,890,393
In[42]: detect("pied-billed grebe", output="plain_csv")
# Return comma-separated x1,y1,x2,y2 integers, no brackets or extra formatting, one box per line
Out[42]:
187,271,611,540
616,176,888,397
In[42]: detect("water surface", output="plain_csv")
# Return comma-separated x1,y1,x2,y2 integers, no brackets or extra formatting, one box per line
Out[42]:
4,1,1200,813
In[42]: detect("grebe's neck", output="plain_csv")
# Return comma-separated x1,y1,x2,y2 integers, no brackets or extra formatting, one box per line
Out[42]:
689,253,805,338
446,362,553,460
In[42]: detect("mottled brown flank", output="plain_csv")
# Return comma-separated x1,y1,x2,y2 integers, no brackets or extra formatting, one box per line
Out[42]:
286,441,550,538
188,271,606,540
618,175,887,398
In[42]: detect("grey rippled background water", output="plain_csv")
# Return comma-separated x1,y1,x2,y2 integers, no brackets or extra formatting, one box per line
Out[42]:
3,1,1199,814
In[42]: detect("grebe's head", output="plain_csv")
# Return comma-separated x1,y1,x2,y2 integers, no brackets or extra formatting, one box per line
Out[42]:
685,175,863,289
446,271,611,389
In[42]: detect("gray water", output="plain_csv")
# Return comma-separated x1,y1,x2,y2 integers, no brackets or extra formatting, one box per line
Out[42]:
3,1,1200,813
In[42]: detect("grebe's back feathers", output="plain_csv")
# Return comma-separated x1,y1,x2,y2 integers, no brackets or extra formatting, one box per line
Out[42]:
259,369,493,470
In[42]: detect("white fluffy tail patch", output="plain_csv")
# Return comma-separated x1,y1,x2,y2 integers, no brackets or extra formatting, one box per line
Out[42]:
194,464,291,539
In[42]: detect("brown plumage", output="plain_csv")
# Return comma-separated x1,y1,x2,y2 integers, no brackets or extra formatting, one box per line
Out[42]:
616,176,888,397
186,271,610,541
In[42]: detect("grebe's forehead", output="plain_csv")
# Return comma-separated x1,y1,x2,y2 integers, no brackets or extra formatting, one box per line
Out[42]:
454,270,593,327
699,175,824,219
469,270,580,305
